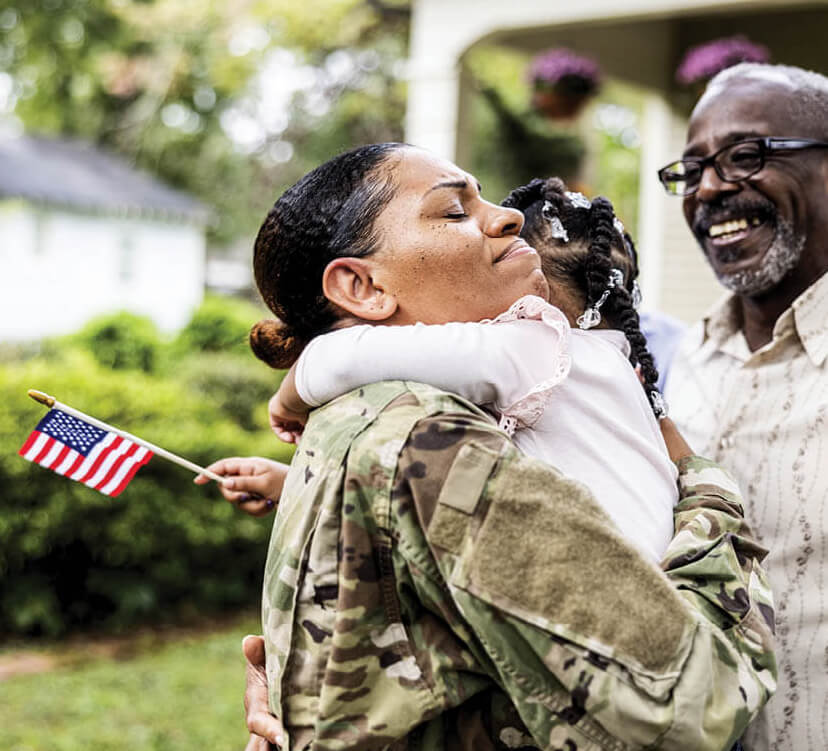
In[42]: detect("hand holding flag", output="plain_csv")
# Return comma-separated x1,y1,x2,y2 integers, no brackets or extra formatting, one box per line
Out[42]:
20,390,225,497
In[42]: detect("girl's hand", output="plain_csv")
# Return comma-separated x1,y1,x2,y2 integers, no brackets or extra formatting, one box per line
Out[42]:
194,457,289,517
268,390,308,444
659,417,694,463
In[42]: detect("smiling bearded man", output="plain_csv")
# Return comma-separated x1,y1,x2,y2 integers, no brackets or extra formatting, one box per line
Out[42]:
662,63,828,751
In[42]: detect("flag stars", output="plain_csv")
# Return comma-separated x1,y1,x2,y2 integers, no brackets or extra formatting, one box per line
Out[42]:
38,409,106,454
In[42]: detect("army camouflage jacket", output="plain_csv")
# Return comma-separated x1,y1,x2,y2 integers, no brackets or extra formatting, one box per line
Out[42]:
262,380,776,751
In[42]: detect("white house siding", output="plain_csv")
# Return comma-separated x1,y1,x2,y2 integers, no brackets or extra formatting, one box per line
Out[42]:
0,202,205,340
655,113,725,322
636,98,724,321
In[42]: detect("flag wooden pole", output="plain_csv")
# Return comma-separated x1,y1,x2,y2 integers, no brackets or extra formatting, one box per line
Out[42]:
28,390,227,484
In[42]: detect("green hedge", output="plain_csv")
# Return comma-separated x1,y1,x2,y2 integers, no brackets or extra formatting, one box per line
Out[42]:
173,294,264,357
67,312,164,373
0,299,291,638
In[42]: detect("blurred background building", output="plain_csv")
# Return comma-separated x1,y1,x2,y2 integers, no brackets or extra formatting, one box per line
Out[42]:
0,135,209,340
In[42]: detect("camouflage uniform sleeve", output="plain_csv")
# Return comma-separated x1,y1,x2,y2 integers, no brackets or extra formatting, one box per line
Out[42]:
662,455,777,698
395,415,776,750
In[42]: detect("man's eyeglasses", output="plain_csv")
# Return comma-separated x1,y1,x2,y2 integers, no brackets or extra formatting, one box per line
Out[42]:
657,137,828,197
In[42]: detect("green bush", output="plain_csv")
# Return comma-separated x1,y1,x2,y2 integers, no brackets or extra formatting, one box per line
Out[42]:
0,348,292,638
177,353,284,432
67,312,164,373
173,295,266,357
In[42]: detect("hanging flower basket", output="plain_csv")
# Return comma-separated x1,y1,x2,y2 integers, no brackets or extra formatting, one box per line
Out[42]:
676,35,770,91
531,84,590,120
528,48,602,121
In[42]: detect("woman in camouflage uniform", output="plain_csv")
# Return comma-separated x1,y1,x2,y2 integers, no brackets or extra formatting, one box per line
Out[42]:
204,143,776,750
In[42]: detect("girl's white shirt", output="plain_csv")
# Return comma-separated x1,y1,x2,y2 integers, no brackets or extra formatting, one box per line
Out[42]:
294,295,678,562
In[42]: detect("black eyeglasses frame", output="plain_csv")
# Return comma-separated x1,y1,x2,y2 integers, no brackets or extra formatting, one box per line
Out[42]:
657,137,828,197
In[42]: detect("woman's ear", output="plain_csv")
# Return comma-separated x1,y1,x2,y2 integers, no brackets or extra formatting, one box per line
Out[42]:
322,257,398,322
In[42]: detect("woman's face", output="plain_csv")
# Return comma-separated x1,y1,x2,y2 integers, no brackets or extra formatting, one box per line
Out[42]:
369,148,549,324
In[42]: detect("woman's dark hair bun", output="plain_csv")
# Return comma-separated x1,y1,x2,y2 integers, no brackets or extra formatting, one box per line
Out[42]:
249,319,306,370
251,142,404,370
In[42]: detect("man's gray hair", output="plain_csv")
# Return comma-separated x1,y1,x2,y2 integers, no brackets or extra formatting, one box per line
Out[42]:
698,62,828,134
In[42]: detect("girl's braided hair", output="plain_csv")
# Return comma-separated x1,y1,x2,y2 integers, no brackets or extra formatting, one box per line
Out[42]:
503,177,662,415
250,143,405,369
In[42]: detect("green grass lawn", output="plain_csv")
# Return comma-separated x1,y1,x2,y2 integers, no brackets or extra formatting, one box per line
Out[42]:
1,615,261,751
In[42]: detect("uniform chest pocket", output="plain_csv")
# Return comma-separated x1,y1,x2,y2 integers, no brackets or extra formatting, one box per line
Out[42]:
435,449,694,701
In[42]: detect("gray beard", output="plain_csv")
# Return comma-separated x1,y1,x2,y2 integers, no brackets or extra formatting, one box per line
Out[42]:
714,219,805,297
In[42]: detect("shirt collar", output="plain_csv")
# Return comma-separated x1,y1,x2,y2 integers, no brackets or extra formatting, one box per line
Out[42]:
790,270,828,367
701,294,740,346
700,271,828,367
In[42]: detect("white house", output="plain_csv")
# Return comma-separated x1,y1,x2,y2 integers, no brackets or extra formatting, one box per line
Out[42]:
0,134,210,341
405,0,828,322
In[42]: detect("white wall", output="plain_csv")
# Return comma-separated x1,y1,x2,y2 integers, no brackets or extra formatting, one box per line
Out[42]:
0,202,205,341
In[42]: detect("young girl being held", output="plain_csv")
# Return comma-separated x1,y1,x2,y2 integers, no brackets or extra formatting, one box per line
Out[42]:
269,178,681,563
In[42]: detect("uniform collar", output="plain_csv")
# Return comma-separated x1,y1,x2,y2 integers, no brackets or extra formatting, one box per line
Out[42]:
700,270,828,367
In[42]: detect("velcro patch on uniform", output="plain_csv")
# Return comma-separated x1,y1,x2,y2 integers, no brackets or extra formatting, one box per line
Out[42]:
428,504,469,554
465,455,691,676
436,441,500,515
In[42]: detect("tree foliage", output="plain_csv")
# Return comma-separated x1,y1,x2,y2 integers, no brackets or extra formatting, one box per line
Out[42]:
0,0,409,243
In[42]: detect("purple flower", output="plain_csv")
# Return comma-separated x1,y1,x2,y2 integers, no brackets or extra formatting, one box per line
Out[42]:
528,48,602,96
676,36,770,85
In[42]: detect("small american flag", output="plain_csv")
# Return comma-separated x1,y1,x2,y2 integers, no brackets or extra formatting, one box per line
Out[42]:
19,409,153,497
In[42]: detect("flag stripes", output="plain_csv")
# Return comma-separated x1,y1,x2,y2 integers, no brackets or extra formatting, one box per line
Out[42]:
19,409,153,497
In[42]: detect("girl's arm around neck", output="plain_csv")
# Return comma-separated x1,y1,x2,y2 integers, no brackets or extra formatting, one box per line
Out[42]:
292,319,567,411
